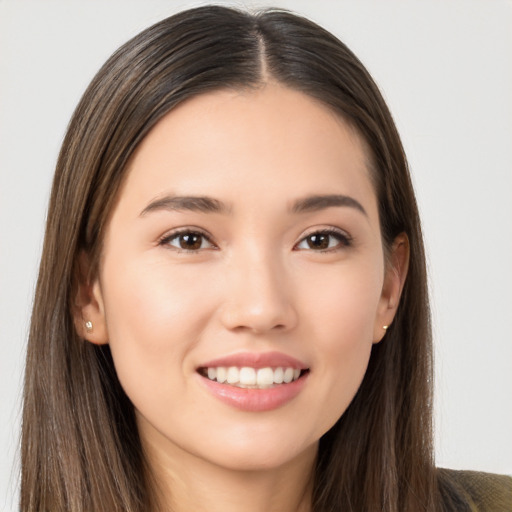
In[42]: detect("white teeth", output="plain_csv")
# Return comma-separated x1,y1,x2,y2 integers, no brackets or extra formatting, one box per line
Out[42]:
216,367,227,383
239,367,256,386
256,367,274,388
203,366,304,388
273,367,284,384
283,367,294,383
226,367,239,384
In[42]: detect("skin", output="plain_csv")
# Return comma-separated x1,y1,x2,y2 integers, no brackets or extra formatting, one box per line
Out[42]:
78,83,408,512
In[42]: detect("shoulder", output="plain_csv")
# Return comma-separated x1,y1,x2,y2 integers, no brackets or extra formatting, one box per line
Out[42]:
438,468,512,512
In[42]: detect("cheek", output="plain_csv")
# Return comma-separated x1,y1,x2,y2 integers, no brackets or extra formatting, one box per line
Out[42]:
99,255,220,406
303,257,383,347
300,259,383,427
103,253,217,344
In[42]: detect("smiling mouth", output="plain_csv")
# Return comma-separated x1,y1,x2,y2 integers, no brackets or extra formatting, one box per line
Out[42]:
197,366,309,389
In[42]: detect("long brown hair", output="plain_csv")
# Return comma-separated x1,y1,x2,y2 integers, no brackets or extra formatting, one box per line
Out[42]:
21,5,470,511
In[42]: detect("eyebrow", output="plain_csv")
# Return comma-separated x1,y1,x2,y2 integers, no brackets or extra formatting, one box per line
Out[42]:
139,193,367,217
140,195,229,216
291,194,367,216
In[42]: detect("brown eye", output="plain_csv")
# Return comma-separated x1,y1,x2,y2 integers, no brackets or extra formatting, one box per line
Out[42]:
306,233,330,250
295,230,352,251
162,231,214,251
179,233,203,250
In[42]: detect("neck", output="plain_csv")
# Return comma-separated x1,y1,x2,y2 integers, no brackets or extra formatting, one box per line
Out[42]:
141,426,316,512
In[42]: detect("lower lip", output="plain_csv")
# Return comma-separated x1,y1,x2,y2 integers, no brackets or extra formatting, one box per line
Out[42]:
198,373,308,412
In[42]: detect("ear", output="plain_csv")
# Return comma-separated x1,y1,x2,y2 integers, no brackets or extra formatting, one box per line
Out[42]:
72,252,109,345
373,233,409,343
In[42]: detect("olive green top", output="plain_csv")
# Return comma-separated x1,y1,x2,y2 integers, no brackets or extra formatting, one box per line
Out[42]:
442,469,512,512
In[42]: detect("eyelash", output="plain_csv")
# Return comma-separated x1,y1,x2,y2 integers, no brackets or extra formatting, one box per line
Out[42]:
294,228,353,252
158,229,217,253
158,228,352,253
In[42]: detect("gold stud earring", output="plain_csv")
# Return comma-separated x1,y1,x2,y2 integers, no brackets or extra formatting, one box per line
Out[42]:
85,320,93,332
383,325,389,331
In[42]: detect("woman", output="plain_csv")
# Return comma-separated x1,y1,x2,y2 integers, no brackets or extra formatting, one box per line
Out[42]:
20,5,511,511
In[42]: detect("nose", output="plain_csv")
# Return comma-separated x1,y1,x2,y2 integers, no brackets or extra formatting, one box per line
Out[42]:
219,250,298,334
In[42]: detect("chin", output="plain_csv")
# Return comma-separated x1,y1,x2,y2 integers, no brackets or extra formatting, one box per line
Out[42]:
191,423,320,473
206,441,318,473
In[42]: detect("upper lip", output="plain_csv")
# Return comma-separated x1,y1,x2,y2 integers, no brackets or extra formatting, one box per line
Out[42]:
198,351,308,370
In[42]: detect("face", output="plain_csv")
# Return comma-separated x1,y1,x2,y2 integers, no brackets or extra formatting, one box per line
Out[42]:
82,84,404,473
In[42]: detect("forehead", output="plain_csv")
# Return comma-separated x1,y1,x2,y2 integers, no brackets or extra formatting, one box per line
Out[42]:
119,84,377,218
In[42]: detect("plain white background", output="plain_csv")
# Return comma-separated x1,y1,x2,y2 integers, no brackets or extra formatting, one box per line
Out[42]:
1,0,511,509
